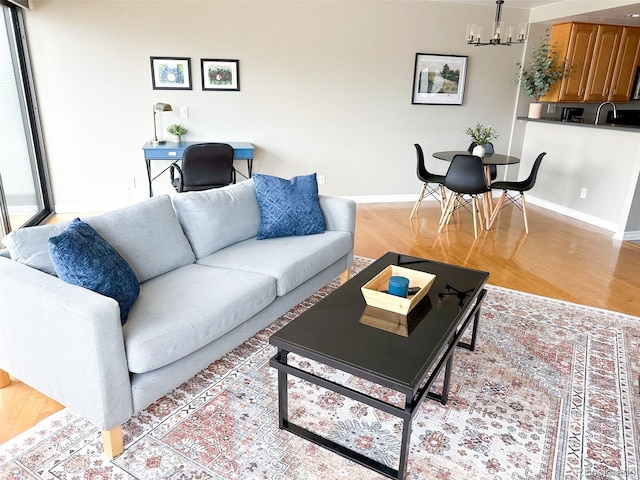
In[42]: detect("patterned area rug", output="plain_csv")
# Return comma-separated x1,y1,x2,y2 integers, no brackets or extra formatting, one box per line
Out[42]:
1,257,639,480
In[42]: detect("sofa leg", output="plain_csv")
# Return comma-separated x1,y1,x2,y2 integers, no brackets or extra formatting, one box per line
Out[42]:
340,269,350,284
102,426,124,459
0,369,10,388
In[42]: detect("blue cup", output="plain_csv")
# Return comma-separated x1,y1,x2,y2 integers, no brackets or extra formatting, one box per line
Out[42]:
388,275,410,298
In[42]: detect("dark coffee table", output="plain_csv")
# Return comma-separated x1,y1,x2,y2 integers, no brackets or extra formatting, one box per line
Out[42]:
269,252,489,479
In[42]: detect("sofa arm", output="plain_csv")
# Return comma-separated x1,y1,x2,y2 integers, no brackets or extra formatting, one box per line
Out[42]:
319,195,356,235
0,257,133,430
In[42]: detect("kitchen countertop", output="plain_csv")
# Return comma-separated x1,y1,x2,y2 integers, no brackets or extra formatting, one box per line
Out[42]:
517,116,640,133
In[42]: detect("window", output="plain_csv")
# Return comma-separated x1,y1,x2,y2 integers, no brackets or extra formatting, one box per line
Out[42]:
0,1,53,239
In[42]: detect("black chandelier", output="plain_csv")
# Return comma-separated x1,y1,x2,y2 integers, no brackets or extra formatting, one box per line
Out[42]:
467,0,527,46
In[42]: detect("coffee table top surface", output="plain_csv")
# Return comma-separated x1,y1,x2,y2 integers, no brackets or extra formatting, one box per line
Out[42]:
269,252,489,394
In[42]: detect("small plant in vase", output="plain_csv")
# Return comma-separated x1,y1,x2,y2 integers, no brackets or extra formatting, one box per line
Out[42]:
167,124,187,143
465,123,498,157
517,32,567,119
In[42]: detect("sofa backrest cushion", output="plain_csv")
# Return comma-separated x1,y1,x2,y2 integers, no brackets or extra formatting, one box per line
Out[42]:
2,222,69,275
86,195,195,282
2,195,195,282
172,180,261,259
48,218,140,324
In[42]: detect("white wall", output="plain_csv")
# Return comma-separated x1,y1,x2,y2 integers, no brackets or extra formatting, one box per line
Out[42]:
24,0,528,212
519,120,640,238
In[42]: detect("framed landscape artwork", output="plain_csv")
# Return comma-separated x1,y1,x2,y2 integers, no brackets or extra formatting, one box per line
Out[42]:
411,53,467,105
150,57,192,90
201,59,240,91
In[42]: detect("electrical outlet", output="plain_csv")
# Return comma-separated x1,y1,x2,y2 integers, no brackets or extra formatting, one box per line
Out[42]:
580,187,587,199
318,174,326,185
547,104,556,114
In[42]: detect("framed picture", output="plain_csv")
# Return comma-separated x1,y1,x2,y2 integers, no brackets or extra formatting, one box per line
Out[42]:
150,57,192,90
411,53,468,105
201,59,240,91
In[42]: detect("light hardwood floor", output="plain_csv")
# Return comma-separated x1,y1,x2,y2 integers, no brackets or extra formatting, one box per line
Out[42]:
1,200,639,445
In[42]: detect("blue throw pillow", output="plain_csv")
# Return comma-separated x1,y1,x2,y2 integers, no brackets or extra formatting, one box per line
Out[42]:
48,218,140,325
253,173,325,240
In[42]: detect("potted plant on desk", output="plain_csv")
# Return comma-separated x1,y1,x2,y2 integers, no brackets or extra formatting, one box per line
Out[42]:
517,33,567,119
167,124,187,143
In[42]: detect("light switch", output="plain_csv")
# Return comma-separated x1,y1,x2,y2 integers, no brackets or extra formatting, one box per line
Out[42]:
180,107,189,119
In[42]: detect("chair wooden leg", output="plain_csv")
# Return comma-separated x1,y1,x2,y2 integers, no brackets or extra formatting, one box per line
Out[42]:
481,194,490,230
471,197,479,239
438,192,456,225
438,194,457,233
340,269,350,284
410,183,427,219
521,193,529,234
0,369,10,388
445,196,462,226
439,185,447,214
102,426,124,460
488,191,507,231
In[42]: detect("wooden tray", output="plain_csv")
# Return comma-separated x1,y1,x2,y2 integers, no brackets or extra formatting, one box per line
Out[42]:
360,265,436,315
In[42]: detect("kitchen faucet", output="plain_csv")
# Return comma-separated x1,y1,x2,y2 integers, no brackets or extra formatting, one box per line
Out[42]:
595,101,617,125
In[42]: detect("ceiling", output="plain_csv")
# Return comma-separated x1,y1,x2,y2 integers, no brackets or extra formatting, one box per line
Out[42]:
446,0,563,7
442,0,640,26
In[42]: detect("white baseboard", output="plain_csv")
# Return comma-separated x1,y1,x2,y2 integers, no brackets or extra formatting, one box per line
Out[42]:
342,194,418,204
524,196,620,235
621,230,640,241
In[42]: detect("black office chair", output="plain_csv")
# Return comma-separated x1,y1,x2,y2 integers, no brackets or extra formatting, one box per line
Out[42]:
438,154,490,239
410,144,447,219
488,152,546,234
468,142,497,181
170,143,236,192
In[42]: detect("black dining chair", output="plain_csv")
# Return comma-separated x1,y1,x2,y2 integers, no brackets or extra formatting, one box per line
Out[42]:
488,152,546,234
410,144,447,219
169,143,236,192
438,154,490,239
467,142,497,181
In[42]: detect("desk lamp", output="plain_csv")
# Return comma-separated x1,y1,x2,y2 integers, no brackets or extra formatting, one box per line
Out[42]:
151,102,172,146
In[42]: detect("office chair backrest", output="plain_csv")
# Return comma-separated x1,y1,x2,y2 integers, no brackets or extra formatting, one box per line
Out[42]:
445,154,488,195
181,143,235,190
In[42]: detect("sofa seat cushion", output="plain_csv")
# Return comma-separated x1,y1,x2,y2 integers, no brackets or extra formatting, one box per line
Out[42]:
172,180,261,259
196,231,352,296
123,263,276,374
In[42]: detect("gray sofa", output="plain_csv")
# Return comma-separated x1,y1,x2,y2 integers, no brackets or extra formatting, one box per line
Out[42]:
0,179,356,458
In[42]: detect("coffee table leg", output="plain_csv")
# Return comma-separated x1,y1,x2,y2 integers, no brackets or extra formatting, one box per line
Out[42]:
276,349,289,428
468,299,482,351
397,407,413,480
441,353,454,405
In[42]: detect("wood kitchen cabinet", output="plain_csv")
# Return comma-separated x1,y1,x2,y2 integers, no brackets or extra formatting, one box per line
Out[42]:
609,27,640,102
542,23,596,103
541,23,640,103
584,25,622,102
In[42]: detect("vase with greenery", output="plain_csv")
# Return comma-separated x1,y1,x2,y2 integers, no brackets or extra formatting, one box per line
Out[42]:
167,124,187,143
465,123,498,157
517,33,567,118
